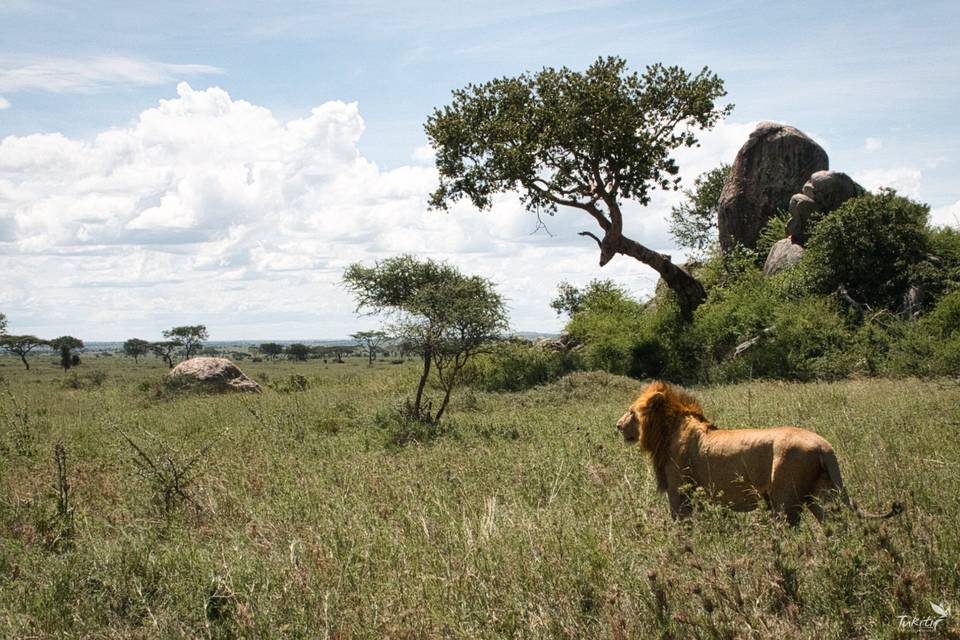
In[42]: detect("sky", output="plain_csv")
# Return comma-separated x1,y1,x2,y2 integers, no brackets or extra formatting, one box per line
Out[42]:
1,0,959,341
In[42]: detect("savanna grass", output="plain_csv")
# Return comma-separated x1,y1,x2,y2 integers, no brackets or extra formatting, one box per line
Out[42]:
0,353,957,638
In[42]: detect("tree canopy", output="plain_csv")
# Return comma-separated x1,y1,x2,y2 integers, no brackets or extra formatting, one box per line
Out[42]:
0,335,47,370
258,343,284,359
163,325,208,360
351,331,390,366
50,336,84,371
425,56,731,318
122,338,151,363
286,343,312,361
149,341,180,368
344,255,507,422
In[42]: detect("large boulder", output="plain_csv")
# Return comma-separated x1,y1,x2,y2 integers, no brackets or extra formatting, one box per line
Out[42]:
169,357,262,393
718,122,829,251
763,238,805,276
802,170,865,213
786,171,866,245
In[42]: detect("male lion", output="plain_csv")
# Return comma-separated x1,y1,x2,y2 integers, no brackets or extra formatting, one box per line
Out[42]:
616,381,902,525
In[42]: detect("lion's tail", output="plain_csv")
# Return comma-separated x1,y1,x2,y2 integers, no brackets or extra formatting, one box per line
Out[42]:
820,450,903,519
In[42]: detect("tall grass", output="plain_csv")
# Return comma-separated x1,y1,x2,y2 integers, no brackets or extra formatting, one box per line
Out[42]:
0,354,957,638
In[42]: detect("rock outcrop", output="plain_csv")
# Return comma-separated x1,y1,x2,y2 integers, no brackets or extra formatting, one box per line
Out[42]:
785,170,865,244
169,357,262,393
718,122,829,251
763,238,806,276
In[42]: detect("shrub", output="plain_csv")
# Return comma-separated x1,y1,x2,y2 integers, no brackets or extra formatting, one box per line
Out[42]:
692,271,855,382
803,190,930,309
566,282,646,375
464,339,580,392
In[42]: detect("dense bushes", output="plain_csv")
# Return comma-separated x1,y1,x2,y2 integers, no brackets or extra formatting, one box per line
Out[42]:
803,190,931,309
468,191,957,388
464,339,580,392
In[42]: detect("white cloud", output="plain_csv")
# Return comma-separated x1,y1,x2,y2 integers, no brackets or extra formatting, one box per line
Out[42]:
855,167,923,198
411,144,436,164
0,85,760,339
0,97,9,109
930,200,960,228
864,137,883,152
0,56,222,93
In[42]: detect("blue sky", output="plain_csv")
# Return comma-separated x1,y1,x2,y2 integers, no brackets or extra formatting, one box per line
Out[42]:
1,0,958,340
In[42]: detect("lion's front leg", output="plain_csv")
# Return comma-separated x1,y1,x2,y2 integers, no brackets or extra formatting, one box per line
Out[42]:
667,487,693,520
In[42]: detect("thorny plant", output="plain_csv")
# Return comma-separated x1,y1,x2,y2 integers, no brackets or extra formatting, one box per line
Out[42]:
118,425,225,516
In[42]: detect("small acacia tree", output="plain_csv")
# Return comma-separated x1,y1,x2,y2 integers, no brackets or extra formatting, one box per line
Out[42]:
351,331,389,366
344,255,508,423
286,343,311,361
162,325,208,360
123,338,151,363
149,341,181,368
0,335,47,370
50,336,83,371
426,56,731,319
258,343,284,359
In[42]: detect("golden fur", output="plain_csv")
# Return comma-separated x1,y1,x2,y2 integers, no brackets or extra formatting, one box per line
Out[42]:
616,381,902,524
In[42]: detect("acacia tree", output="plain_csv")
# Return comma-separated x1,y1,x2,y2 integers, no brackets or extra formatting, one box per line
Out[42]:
351,331,389,366
150,341,181,368
162,325,208,360
668,164,731,258
50,336,83,371
344,255,507,423
286,343,311,361
258,343,284,359
123,338,151,363
426,56,731,319
0,335,47,370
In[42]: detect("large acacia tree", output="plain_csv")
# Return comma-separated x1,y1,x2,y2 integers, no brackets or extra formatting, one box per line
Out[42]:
425,56,731,319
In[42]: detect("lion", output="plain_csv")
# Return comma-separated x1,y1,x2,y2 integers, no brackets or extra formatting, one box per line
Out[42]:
616,381,902,525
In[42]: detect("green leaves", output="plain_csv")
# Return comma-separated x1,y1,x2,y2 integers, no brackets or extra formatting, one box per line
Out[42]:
426,56,731,215
668,164,731,255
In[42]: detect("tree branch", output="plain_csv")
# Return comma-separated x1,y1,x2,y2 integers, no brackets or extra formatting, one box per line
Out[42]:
578,231,602,248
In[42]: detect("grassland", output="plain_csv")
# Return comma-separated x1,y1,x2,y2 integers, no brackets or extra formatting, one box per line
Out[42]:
0,353,958,638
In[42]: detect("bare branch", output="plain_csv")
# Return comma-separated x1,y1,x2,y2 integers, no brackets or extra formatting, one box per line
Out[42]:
578,231,602,248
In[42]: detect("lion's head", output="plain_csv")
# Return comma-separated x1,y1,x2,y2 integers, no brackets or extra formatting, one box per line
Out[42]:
617,381,709,490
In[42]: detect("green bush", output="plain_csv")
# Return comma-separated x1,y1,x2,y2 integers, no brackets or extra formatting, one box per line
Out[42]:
803,190,930,309
566,282,646,375
464,339,580,392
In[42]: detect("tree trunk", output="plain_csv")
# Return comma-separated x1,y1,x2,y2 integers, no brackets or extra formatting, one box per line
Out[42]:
20,354,29,370
599,232,706,321
413,349,431,417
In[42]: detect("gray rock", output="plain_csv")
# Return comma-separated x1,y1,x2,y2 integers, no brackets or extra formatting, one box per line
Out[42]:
169,357,262,393
785,193,820,244
802,170,865,213
763,238,805,276
718,122,829,251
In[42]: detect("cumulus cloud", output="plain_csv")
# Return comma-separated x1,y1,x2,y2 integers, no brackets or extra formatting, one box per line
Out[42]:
0,84,758,339
930,200,960,228
0,56,222,93
864,137,882,152
855,167,923,198
0,97,9,109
